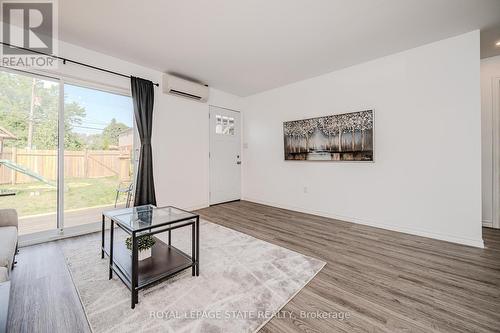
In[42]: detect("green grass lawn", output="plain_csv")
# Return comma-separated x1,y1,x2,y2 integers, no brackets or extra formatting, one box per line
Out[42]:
0,176,130,217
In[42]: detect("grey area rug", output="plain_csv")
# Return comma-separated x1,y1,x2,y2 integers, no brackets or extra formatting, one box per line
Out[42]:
60,220,325,333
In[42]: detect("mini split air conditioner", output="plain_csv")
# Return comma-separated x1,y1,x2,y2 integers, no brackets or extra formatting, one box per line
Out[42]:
162,74,209,102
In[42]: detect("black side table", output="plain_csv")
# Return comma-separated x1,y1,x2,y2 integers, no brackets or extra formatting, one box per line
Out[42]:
102,205,199,308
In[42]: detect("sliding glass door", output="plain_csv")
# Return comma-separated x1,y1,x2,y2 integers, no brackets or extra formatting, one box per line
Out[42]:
63,84,134,228
0,70,60,235
0,69,135,235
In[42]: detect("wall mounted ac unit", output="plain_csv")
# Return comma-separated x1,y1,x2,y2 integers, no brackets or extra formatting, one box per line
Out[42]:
162,74,209,102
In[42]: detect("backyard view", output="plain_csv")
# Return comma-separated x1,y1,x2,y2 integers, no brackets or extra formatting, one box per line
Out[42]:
0,70,134,234
0,177,125,216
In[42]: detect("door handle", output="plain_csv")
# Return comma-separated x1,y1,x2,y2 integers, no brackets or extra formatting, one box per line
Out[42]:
236,161,241,165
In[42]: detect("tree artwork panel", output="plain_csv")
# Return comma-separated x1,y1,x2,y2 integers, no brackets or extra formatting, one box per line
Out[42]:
283,110,374,161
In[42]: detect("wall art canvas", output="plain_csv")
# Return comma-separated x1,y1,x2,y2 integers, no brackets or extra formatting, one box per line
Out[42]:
283,110,374,161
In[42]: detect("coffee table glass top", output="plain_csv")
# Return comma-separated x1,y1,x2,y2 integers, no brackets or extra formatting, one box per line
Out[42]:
103,205,198,232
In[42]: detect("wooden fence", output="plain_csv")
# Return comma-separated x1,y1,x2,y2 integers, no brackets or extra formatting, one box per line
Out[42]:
0,148,132,185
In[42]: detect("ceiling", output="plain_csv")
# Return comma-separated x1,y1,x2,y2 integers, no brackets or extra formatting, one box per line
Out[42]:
59,0,500,96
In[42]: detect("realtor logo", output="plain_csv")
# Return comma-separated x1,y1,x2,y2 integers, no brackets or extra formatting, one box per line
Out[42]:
1,0,58,68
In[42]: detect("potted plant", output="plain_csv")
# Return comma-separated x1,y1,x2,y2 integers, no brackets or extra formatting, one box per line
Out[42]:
125,235,156,261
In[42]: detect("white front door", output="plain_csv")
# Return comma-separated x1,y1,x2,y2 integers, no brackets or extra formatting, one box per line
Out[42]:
209,106,241,205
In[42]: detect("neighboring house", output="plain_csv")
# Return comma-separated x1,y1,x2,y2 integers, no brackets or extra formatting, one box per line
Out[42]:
118,128,133,153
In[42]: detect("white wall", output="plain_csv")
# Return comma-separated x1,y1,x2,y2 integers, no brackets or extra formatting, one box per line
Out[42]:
242,31,483,247
481,55,500,228
41,40,244,211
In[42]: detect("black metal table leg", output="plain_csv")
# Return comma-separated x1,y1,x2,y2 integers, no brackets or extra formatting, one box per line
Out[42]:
196,216,199,276
103,206,200,309
131,231,138,309
101,215,105,259
109,220,114,280
191,222,195,276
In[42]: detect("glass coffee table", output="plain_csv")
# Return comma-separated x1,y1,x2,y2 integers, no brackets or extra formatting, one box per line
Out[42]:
101,205,200,309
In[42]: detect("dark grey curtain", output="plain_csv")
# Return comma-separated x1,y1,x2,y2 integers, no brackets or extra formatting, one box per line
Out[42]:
131,76,157,206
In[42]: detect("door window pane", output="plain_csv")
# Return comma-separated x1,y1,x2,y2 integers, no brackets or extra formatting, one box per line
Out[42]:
215,114,235,136
228,118,235,135
63,84,134,228
0,71,59,235
215,115,223,134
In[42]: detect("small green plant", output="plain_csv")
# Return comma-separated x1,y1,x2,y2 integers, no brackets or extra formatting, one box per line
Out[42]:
125,235,156,252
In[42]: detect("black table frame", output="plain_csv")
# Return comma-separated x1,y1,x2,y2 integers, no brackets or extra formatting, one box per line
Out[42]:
101,206,200,309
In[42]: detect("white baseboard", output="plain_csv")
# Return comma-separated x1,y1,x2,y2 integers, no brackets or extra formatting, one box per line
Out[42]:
185,204,209,211
482,219,494,228
242,197,485,248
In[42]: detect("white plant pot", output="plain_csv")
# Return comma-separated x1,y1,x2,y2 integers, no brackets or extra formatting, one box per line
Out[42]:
138,247,152,261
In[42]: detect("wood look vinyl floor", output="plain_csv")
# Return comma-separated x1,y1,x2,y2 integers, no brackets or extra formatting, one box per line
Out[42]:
7,200,500,333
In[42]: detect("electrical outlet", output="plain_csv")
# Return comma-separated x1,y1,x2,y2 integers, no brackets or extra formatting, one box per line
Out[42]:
303,186,308,194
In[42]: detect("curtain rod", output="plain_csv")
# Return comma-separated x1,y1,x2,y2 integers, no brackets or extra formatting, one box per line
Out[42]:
0,42,159,87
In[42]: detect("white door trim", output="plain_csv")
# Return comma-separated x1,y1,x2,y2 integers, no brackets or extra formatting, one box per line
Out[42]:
492,76,500,229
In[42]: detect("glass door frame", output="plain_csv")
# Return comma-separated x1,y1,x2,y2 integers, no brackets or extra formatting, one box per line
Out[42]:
0,67,63,233
61,80,136,231
1,67,135,245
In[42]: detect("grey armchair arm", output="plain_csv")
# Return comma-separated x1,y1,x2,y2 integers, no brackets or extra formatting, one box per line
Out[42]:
0,209,18,229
